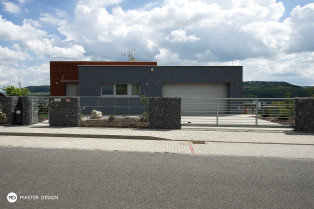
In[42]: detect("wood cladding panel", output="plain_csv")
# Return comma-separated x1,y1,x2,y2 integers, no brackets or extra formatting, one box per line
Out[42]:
50,61,157,96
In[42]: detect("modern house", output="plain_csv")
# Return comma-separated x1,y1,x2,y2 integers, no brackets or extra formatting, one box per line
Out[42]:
50,61,242,115
78,65,242,98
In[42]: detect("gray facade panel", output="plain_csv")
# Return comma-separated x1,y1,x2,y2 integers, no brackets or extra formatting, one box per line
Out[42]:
78,66,243,98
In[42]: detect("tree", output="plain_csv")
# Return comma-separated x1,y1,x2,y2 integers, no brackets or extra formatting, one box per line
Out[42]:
1,81,30,96
140,94,149,112
308,87,314,97
140,94,149,122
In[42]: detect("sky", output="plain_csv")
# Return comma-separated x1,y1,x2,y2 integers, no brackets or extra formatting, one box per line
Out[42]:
0,0,313,88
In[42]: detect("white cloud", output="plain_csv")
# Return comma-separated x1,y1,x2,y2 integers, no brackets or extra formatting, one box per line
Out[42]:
154,48,180,65
77,0,122,8
241,52,314,86
170,30,200,42
2,1,21,14
0,44,30,62
0,63,50,88
23,19,41,27
23,39,86,60
0,15,85,60
285,3,314,53
40,9,69,26
60,0,288,62
0,15,46,40
18,0,29,4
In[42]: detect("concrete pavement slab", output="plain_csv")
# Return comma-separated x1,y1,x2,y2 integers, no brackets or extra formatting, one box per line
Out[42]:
1,121,314,145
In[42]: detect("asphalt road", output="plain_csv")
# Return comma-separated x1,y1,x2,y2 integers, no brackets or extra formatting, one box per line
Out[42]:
0,147,313,209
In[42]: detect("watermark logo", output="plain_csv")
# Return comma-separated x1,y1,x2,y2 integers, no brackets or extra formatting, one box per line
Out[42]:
7,192,17,203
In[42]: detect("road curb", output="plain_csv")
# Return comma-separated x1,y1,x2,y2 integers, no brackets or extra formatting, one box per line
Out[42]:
0,132,167,141
1,132,314,146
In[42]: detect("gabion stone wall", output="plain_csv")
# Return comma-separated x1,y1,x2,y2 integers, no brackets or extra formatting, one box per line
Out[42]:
49,97,80,127
3,97,38,125
149,98,181,129
295,98,314,131
22,97,38,125
3,96,19,125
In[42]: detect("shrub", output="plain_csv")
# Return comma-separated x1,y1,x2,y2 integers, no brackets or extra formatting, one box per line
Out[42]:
1,81,29,96
140,112,149,122
109,114,115,122
0,112,6,119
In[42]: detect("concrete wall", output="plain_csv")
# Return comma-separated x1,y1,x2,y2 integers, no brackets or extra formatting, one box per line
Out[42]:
78,66,243,98
149,98,181,129
295,98,314,131
3,97,38,125
49,97,80,127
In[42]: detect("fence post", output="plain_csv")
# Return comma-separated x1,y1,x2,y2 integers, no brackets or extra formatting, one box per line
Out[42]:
255,99,258,126
216,99,219,126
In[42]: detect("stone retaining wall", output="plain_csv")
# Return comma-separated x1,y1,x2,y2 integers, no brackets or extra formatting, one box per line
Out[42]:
22,97,38,125
3,97,19,125
149,98,181,129
3,97,38,125
49,97,80,127
295,98,314,131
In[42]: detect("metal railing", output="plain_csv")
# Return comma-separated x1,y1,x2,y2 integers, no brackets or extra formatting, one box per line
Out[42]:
38,97,49,122
80,96,147,116
181,98,295,127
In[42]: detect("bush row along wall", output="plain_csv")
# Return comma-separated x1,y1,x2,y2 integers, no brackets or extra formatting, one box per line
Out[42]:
3,97,38,125
49,97,80,127
149,98,181,129
295,98,314,131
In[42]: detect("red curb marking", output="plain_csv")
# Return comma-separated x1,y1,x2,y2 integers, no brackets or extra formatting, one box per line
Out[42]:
0,136,7,138
189,144,195,154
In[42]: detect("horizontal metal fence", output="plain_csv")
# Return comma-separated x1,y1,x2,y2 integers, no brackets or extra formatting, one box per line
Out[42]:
80,97,147,116
181,98,295,127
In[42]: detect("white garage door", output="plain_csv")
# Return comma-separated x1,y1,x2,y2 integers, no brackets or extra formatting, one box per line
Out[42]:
162,83,228,115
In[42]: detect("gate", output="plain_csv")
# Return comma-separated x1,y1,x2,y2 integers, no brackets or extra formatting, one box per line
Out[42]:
38,97,49,122
181,98,295,128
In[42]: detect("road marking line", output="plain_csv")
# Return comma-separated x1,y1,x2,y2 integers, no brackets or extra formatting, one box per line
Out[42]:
189,144,195,154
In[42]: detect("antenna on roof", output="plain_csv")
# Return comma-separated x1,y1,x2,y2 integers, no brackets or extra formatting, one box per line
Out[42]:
128,49,137,62
121,49,138,62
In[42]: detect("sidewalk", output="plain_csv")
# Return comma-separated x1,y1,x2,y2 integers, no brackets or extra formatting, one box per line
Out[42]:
1,122,314,159
0,121,313,145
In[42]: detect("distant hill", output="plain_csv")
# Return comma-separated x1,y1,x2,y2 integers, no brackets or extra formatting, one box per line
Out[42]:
243,81,313,98
26,85,50,92
25,85,50,96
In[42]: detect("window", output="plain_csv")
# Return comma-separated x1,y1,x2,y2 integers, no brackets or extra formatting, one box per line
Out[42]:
101,83,140,96
131,84,140,95
101,84,114,95
116,84,127,95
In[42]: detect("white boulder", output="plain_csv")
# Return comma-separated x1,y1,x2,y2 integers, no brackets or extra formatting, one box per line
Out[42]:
91,109,102,119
